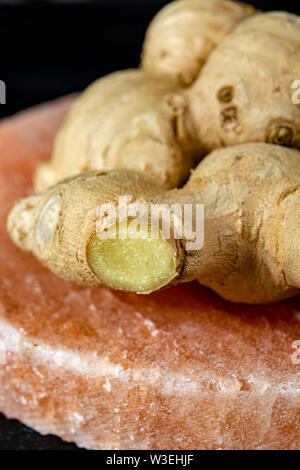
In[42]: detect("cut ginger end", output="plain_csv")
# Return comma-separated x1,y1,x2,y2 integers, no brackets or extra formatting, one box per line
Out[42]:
0,98,299,450
87,223,177,293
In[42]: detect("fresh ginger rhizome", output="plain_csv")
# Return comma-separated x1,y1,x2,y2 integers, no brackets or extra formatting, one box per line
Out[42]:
7,3,300,304
8,144,300,303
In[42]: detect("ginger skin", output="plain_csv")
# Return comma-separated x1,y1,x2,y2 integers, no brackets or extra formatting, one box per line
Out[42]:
7,5,300,304
142,0,256,86
8,143,300,304
35,70,196,192
35,11,300,193
9,169,185,292
187,12,300,155
34,0,254,193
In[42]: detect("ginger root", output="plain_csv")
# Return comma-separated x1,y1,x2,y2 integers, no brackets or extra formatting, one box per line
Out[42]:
35,11,300,194
187,12,300,154
9,169,184,292
142,0,256,86
34,70,196,192
8,143,300,304
7,5,300,305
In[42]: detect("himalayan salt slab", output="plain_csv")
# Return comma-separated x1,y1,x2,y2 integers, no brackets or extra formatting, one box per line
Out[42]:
0,98,299,450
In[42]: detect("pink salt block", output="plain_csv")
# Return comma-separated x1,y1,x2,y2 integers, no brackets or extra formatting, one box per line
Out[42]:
0,98,299,450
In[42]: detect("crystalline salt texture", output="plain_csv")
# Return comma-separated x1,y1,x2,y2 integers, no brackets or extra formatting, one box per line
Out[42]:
0,98,299,449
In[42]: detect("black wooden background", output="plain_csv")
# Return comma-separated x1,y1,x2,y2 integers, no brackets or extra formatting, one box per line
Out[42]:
0,0,299,450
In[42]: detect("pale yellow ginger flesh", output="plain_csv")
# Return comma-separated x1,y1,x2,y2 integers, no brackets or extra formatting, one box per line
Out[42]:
7,144,300,304
187,12,300,154
87,223,177,293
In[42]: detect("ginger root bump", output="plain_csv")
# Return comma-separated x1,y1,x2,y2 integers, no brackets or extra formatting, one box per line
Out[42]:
34,70,197,193
188,12,300,154
34,11,300,193
142,0,256,86
8,143,300,304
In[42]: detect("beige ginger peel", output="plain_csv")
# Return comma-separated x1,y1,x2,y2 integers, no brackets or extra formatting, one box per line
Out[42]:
34,11,300,194
7,5,300,304
34,0,255,193
34,70,197,193
8,143,300,304
142,0,256,86
187,12,300,154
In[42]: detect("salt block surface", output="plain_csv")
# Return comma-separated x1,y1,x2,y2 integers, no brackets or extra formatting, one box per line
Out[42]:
0,98,299,450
